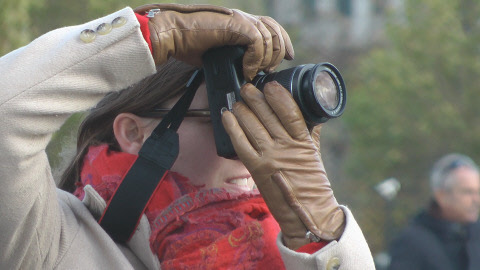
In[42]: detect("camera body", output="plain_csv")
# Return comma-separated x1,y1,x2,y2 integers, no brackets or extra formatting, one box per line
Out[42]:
202,46,346,158
202,46,245,158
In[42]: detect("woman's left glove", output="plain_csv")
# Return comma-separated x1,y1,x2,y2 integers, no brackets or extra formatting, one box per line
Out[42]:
222,82,345,250
134,3,294,81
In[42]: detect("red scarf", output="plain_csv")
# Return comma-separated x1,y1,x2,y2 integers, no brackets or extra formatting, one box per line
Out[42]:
74,145,285,269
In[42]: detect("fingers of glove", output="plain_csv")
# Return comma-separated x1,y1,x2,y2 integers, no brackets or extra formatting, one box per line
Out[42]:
239,84,290,141
261,16,294,60
259,16,294,72
262,82,310,141
310,124,323,152
235,11,273,81
134,3,233,15
277,21,294,60
242,38,270,82
234,11,274,73
232,98,277,154
221,110,262,163
258,16,283,72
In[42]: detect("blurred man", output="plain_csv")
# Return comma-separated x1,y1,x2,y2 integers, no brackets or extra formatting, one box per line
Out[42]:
388,153,480,270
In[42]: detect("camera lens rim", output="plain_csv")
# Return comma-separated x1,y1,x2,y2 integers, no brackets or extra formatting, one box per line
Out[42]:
252,62,347,126
301,63,346,124
314,63,346,116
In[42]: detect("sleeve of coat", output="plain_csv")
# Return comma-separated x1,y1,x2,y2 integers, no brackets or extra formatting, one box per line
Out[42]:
277,206,376,270
0,7,156,269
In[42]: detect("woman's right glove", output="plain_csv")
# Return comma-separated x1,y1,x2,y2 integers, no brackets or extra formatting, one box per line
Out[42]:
222,82,345,250
134,4,294,81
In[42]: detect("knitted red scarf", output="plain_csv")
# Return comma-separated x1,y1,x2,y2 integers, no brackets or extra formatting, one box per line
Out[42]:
74,144,285,269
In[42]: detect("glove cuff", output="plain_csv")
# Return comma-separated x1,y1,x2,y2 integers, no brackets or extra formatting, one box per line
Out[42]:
307,206,346,241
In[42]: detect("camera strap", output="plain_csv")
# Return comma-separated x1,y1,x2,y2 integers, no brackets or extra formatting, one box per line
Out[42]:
98,70,204,243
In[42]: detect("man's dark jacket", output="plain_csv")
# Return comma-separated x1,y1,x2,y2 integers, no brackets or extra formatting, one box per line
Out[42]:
387,204,480,270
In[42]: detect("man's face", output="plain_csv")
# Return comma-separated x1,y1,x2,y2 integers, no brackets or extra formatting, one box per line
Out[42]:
436,167,480,224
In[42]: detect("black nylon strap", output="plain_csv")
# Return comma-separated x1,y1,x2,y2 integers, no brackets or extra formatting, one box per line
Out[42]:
99,70,203,243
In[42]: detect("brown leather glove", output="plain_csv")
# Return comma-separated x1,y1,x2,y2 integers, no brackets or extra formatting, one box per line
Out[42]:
134,4,294,81
222,82,345,250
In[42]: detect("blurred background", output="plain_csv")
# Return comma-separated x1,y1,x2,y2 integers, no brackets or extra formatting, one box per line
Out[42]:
2,0,480,268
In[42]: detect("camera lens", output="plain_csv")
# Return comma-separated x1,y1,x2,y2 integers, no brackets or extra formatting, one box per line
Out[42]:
314,71,339,111
252,62,346,125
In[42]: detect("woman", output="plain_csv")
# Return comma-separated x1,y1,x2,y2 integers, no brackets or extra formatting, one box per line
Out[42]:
0,3,374,269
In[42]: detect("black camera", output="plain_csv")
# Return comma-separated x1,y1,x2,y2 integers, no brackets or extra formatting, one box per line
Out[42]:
202,46,346,158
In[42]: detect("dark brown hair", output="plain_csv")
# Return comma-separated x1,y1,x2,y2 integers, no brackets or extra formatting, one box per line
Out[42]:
58,59,197,192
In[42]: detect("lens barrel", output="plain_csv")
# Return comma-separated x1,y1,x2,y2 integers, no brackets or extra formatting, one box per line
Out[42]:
251,63,346,125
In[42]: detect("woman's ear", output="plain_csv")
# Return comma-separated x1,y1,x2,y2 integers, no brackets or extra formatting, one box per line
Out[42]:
113,113,154,155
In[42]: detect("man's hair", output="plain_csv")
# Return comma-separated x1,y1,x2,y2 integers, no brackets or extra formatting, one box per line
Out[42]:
430,153,479,192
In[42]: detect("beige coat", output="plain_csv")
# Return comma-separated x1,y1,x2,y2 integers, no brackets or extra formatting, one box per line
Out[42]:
0,7,375,270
